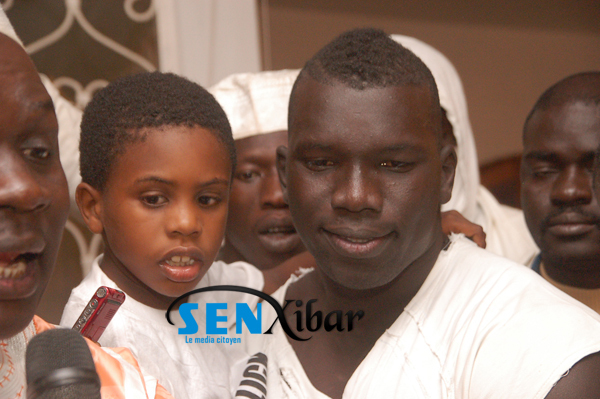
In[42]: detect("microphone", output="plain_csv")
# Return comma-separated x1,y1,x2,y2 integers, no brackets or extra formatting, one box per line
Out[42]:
26,328,101,399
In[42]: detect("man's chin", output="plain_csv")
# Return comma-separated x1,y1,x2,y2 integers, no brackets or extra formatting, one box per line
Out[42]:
0,300,37,339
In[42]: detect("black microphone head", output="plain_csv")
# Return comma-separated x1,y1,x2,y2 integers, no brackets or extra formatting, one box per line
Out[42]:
26,328,101,399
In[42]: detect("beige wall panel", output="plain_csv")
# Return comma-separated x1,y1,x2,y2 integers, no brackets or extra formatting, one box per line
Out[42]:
266,5,600,164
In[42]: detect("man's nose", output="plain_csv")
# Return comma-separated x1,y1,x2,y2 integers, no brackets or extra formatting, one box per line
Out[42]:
330,165,383,214
260,170,286,209
550,165,593,207
0,151,50,213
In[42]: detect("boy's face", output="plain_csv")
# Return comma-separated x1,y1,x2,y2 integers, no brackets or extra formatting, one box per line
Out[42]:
278,77,454,290
0,34,69,338
521,101,600,267
85,126,231,305
226,130,305,270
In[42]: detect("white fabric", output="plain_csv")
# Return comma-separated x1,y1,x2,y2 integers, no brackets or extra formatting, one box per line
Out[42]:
391,34,538,264
209,69,300,140
0,320,35,399
61,255,264,399
247,235,600,399
40,74,83,216
0,7,22,46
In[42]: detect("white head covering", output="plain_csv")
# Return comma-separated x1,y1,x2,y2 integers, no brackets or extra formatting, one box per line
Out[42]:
392,34,538,264
209,69,300,140
391,34,480,221
0,6,22,46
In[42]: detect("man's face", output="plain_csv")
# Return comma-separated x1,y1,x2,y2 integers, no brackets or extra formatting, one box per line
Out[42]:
521,101,600,271
226,130,305,270
0,34,69,338
278,78,454,290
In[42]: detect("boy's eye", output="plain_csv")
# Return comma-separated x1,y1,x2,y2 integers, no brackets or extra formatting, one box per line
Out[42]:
23,147,50,161
198,195,222,207
235,170,260,182
142,194,167,206
305,159,335,171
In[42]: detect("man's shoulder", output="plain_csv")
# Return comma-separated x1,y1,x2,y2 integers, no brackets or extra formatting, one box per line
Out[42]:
408,236,600,338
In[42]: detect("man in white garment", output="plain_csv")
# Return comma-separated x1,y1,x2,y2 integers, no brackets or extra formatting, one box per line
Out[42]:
0,16,174,399
521,71,600,312
238,28,600,399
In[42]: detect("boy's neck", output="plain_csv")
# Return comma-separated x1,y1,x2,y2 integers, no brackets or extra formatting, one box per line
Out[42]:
99,248,175,310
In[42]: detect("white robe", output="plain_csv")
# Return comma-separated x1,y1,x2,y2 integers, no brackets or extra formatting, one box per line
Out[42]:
61,256,264,399
243,236,600,399
392,35,538,265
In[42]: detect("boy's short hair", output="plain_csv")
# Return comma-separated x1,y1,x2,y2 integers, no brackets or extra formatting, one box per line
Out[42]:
296,27,438,94
80,71,235,190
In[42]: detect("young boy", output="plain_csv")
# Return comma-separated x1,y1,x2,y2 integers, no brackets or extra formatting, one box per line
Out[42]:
245,28,600,399
60,72,263,399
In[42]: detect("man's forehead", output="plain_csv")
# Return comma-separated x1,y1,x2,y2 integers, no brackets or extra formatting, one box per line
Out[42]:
289,77,439,139
524,102,600,145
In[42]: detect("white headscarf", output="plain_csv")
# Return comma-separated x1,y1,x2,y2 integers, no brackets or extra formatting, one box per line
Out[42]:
209,69,300,140
392,34,537,264
0,6,22,46
391,34,480,221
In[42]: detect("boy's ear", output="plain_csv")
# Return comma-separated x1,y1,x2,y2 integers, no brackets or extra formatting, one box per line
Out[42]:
276,145,289,204
75,182,105,234
440,143,457,205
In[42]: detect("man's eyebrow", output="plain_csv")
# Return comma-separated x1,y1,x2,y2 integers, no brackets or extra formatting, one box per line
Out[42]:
294,142,334,152
523,151,560,162
380,144,426,153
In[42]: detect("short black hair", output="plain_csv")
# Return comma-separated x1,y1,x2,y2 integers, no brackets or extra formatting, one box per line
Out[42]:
80,71,235,190
524,71,600,135
297,28,437,92
289,28,440,134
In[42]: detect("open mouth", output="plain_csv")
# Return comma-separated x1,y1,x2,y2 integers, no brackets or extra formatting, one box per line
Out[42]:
159,249,205,284
257,220,302,253
0,252,41,299
0,253,38,280
164,255,197,267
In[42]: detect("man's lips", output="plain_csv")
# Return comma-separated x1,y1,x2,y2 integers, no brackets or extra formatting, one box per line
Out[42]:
256,216,302,253
323,227,393,259
545,212,600,237
159,247,205,283
0,252,41,300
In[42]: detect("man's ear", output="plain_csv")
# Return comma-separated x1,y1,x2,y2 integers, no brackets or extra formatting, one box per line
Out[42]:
276,145,289,204
75,182,104,234
440,143,457,205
